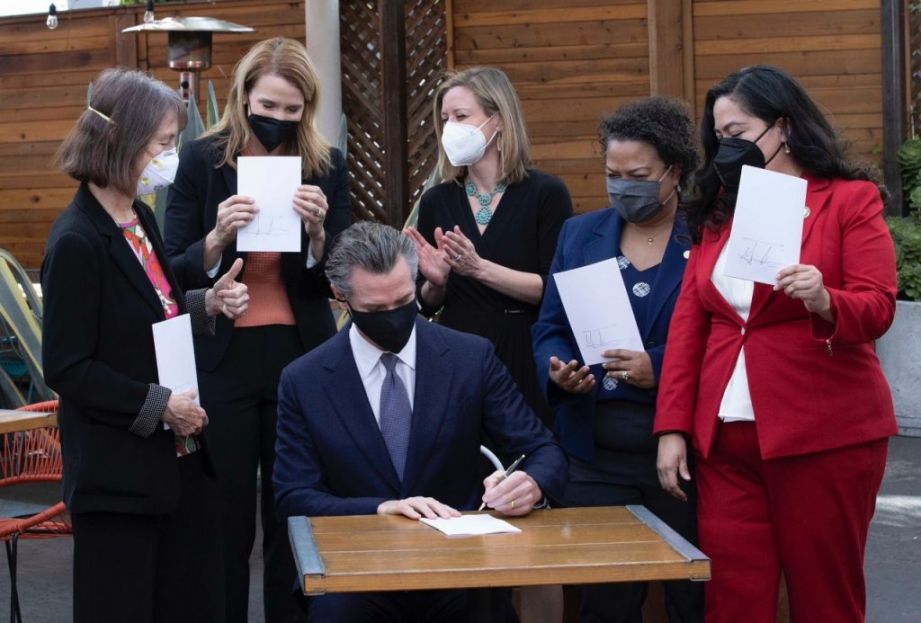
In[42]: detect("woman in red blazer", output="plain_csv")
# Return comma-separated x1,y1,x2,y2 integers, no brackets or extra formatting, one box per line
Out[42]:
654,65,897,623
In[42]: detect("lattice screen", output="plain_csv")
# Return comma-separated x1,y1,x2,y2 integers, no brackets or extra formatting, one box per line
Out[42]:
405,0,449,213
339,0,448,224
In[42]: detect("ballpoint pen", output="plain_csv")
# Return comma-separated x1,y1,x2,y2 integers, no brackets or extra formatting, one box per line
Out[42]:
478,453,527,511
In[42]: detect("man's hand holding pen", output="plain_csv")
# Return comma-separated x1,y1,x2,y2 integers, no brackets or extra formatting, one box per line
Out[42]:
480,470,543,517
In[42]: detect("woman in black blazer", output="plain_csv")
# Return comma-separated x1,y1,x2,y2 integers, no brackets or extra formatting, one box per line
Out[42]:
42,69,248,623
164,37,351,623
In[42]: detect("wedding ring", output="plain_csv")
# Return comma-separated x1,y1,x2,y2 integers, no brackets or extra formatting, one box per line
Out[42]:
510,499,516,509
621,371,630,381
314,208,321,217
454,253,463,261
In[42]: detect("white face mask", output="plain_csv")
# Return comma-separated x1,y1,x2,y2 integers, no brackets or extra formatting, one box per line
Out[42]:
136,148,179,196
440,114,497,167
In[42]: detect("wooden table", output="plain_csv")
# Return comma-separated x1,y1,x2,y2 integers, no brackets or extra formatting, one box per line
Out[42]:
289,505,710,595
0,409,56,434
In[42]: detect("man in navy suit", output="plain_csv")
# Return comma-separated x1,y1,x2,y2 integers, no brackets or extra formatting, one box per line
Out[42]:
273,221,566,622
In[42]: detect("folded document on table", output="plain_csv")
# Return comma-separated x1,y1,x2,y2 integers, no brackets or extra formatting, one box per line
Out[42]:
420,514,521,537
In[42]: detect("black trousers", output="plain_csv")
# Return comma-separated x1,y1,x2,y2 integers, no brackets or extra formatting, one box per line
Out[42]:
307,589,470,623
72,451,223,623
199,325,305,623
562,400,704,623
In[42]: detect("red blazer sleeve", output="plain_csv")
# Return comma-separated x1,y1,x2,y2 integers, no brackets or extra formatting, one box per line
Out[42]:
811,182,897,344
654,243,712,435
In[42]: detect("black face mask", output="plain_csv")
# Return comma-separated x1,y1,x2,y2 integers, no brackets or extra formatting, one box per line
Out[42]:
712,122,781,192
248,113,299,152
348,300,418,353
606,165,676,223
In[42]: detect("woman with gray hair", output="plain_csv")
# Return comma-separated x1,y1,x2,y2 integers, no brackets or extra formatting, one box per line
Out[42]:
42,68,248,623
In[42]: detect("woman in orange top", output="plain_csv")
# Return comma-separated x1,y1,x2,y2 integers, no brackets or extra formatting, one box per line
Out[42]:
164,38,350,622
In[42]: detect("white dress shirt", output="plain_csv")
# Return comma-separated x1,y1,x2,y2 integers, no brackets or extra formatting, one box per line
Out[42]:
712,245,756,422
348,323,416,426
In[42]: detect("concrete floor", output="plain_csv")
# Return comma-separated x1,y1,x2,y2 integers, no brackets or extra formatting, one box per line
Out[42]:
1,436,919,622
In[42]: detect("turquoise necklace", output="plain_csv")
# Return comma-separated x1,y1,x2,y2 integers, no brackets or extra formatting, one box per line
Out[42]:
466,178,507,225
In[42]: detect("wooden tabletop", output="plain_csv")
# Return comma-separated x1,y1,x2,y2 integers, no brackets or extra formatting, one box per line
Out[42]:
0,409,56,434
289,505,710,595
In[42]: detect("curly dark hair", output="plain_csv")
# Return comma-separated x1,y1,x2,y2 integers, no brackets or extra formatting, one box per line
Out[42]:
598,96,699,189
687,65,883,242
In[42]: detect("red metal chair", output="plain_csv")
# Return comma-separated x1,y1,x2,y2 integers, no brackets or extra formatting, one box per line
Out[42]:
0,400,69,623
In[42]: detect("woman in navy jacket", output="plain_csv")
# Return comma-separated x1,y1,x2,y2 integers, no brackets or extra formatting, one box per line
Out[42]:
532,97,703,622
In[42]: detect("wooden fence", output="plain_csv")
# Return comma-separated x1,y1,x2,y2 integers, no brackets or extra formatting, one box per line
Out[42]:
0,0,304,269
0,0,899,268
452,0,887,214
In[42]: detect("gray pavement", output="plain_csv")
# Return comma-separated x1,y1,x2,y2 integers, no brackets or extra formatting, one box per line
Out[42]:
1,436,919,622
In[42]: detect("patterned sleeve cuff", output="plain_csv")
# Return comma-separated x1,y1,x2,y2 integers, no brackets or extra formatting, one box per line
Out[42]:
185,288,216,336
129,383,171,438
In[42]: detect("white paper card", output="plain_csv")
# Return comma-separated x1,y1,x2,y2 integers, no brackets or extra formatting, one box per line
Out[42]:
152,313,199,406
420,514,521,537
236,156,302,253
723,165,807,285
552,258,644,366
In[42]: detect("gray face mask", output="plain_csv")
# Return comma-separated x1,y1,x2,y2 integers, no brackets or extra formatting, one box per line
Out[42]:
606,165,676,223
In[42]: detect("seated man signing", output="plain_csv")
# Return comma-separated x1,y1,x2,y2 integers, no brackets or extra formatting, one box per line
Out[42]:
274,221,566,622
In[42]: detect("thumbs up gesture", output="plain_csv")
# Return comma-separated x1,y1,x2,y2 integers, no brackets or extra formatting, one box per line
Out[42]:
206,258,249,319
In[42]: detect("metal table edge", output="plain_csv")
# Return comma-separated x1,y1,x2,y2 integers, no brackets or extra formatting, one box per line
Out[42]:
288,516,326,593
626,504,710,565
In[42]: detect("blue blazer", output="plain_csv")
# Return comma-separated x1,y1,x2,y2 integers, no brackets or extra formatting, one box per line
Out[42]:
532,208,691,462
274,318,567,517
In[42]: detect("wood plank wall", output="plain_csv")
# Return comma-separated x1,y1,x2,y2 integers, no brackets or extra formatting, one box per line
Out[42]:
452,0,651,214
0,0,304,269
693,0,882,168
450,0,884,216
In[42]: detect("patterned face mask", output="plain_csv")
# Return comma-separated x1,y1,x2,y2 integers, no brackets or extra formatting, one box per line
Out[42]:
136,148,179,196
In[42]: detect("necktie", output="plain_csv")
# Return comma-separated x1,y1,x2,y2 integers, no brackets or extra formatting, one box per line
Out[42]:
379,353,412,480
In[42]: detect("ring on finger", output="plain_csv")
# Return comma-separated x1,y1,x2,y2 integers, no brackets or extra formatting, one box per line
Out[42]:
510,499,516,509
621,370,630,381
454,253,463,261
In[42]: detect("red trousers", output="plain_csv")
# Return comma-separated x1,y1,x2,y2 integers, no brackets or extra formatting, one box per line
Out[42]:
696,422,887,623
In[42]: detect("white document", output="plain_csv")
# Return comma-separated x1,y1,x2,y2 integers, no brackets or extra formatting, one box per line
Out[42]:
723,165,807,285
553,258,644,366
152,313,199,407
420,514,521,537
236,156,302,253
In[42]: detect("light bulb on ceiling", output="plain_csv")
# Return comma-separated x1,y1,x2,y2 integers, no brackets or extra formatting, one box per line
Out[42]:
46,3,59,30
143,0,155,24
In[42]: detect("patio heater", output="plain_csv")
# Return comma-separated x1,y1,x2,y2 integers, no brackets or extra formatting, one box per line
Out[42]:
122,16,254,105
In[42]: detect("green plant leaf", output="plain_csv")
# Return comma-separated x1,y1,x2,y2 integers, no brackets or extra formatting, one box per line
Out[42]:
206,80,220,129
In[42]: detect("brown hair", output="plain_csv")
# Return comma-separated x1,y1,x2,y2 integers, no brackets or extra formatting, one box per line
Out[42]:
206,37,331,177
432,67,532,184
56,68,187,197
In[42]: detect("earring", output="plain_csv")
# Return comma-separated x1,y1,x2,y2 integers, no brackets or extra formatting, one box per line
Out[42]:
497,132,503,153
784,142,791,154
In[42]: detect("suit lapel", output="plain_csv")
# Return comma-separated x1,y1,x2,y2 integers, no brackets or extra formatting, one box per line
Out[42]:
801,174,833,247
321,329,401,493
698,225,741,321
400,320,454,494
583,209,622,265
74,185,164,319
643,219,690,337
